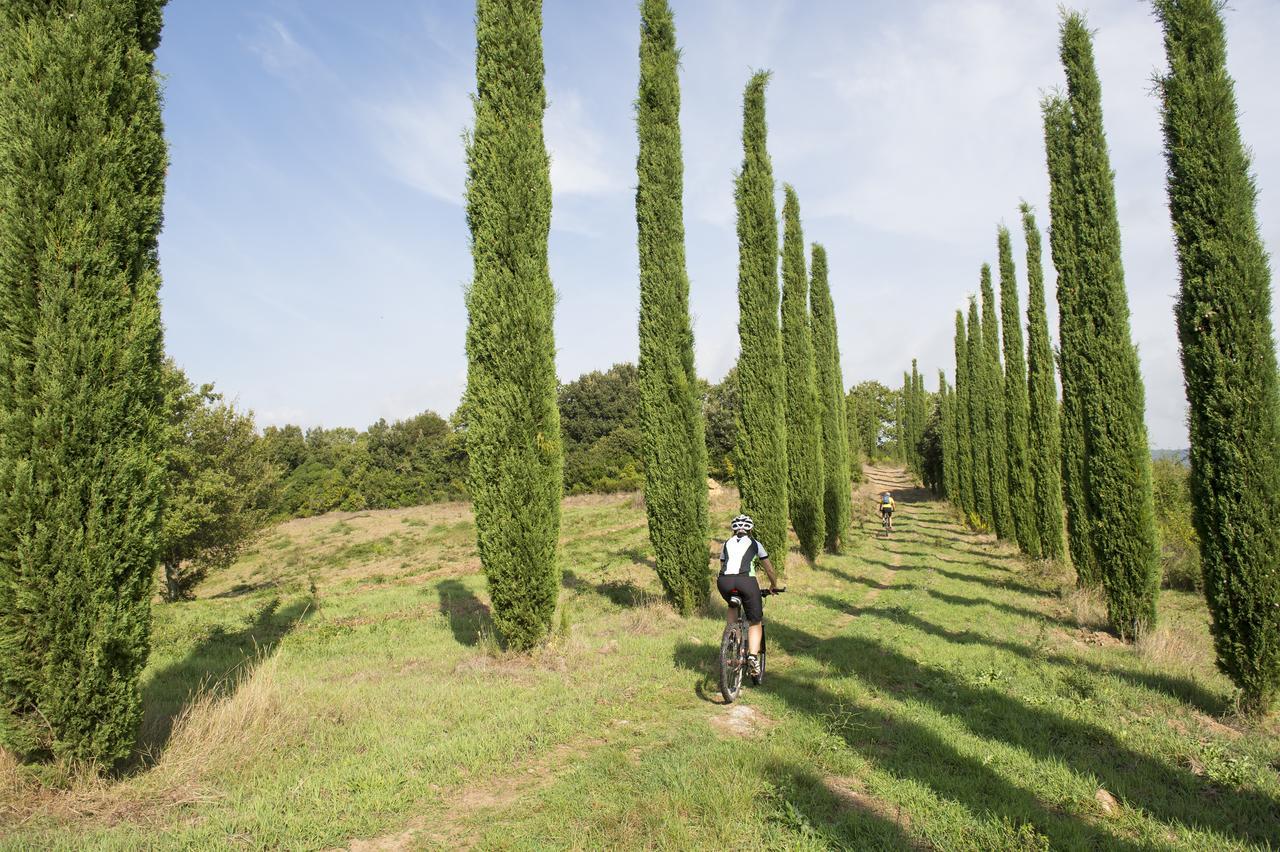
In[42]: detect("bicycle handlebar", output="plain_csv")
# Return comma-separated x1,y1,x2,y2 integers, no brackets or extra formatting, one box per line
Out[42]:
761,587,786,597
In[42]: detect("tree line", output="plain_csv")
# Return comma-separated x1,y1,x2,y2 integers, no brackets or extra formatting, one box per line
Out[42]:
901,3,1278,717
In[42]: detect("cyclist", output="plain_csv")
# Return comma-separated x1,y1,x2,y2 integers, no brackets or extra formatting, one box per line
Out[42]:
878,491,896,531
715,514,780,679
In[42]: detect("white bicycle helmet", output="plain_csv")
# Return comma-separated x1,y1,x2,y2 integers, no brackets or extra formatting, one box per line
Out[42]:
730,514,754,533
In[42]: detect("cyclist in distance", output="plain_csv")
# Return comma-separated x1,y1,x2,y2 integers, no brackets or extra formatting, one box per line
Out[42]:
715,514,780,679
879,491,896,532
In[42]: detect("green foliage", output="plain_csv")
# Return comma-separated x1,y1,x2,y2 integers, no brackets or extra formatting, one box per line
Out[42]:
846,381,895,461
1151,458,1201,593
1157,0,1280,714
1059,12,1160,639
1044,95,1096,586
1021,204,1066,561
159,363,280,602
560,364,643,495
0,0,168,764
734,72,788,572
780,187,825,560
920,382,945,495
997,227,1041,558
635,0,708,614
966,300,993,526
939,372,957,501
979,266,1014,540
464,0,561,650
953,312,975,514
703,367,739,481
809,245,853,553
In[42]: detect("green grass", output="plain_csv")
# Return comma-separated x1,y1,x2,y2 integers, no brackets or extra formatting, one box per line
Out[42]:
2,470,1277,849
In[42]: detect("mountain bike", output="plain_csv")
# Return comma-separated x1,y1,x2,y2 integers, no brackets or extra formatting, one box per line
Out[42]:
718,587,784,703
881,509,893,536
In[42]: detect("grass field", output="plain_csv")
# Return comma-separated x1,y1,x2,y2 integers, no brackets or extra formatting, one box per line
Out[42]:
2,467,1278,850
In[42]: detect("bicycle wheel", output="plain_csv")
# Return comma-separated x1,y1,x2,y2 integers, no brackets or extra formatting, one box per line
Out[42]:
718,622,744,703
752,626,766,686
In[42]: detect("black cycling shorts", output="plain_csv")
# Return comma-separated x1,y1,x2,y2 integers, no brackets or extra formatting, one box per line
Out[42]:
717,574,763,625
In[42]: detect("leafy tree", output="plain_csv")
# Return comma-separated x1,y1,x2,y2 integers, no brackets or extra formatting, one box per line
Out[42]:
1043,95,1097,584
846,381,895,460
635,0,708,614
937,371,955,499
997,226,1041,558
980,265,1014,540
1157,0,1280,713
780,187,824,560
559,364,643,495
158,363,279,602
733,72,788,571
953,312,975,514
1021,203,1065,560
464,0,562,649
967,299,993,526
704,367,739,481
810,244,853,552
1059,12,1160,638
0,0,168,764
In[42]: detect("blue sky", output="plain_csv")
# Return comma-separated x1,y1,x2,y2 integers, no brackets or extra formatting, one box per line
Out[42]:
155,1,1280,450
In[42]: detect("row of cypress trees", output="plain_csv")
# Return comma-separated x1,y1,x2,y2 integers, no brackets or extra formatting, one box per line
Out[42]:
933,4,1277,714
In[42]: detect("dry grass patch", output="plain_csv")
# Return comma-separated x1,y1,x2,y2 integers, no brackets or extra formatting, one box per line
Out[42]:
1135,623,1215,677
1066,585,1109,631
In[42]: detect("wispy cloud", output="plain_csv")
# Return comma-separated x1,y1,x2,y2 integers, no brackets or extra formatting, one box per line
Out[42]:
366,91,471,204
546,90,628,198
244,18,318,78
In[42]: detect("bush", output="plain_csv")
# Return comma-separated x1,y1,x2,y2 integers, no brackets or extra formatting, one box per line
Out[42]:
1152,458,1200,591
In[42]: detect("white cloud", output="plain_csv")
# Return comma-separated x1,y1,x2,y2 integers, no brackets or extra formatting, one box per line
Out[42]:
244,19,319,78
546,90,628,198
366,90,471,204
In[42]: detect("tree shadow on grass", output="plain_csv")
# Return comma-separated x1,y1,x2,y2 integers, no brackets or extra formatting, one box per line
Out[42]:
772,622,1275,846
764,667,1146,851
765,763,928,849
812,594,1229,715
927,564,1053,599
672,640,725,705
562,568,651,609
437,578,491,647
922,588,1073,627
137,595,312,765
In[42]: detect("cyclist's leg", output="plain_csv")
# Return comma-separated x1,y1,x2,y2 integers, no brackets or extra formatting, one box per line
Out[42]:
738,577,764,654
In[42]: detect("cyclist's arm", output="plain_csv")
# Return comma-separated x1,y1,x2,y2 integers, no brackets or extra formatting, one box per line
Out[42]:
758,557,779,590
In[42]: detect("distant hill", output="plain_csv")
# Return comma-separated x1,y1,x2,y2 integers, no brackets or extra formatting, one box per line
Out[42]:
1153,448,1190,464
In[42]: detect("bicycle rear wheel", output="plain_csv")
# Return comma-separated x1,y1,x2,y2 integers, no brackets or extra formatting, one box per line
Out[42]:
718,622,744,703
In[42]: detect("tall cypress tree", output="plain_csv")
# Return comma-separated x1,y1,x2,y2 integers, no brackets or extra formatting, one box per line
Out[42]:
980,265,1014,540
1021,203,1066,561
809,244,852,553
465,0,562,650
1060,13,1160,638
1043,95,1097,585
734,72,788,571
998,227,1041,558
954,311,976,514
635,0,707,615
900,372,912,468
0,0,167,764
1157,0,1280,714
967,300,993,526
780,186,824,560
939,370,956,501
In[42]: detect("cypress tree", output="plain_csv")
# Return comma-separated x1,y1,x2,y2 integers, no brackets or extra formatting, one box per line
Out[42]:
809,244,852,553
1157,0,1280,714
980,265,1014,540
635,0,708,615
734,72,788,572
0,0,168,763
939,371,956,501
465,0,562,649
967,300,993,526
954,311,976,514
997,227,1041,558
1021,203,1066,561
1060,13,1160,638
900,372,912,468
780,186,824,560
1043,95,1097,585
